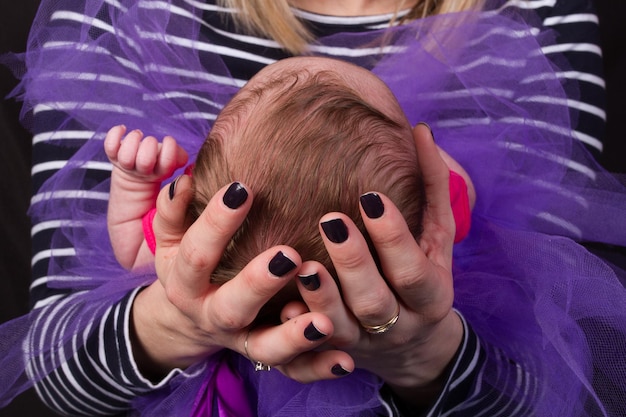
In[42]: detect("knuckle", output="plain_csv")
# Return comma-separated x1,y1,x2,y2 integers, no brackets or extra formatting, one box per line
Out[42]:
332,249,368,271
136,155,156,173
200,210,234,241
117,153,134,168
213,307,247,331
352,290,392,321
371,227,408,250
178,242,213,273
241,270,274,300
392,267,424,292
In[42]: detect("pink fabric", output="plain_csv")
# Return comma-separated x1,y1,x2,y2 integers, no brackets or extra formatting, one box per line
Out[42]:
142,208,158,254
449,170,471,243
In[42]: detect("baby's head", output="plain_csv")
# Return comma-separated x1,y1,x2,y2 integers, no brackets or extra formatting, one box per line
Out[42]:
190,57,425,319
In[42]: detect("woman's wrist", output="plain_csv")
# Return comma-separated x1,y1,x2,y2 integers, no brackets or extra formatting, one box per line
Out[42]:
384,310,463,407
129,282,219,381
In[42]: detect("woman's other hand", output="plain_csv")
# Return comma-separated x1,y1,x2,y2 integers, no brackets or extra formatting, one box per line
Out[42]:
293,123,463,405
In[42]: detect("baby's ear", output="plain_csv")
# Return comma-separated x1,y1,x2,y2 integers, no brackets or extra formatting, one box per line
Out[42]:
184,163,195,176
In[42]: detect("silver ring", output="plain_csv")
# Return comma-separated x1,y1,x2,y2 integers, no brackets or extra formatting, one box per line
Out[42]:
244,330,271,372
360,302,400,335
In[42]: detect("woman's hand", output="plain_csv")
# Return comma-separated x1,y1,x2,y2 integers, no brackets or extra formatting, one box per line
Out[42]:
290,123,463,406
130,179,337,380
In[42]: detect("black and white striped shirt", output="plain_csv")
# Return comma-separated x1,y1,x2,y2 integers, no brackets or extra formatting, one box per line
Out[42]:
26,0,605,415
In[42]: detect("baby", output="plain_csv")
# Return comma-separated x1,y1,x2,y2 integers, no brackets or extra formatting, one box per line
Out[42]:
105,56,472,319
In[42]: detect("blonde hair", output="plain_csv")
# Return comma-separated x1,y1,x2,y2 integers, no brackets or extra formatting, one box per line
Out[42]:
219,0,484,54
190,64,425,292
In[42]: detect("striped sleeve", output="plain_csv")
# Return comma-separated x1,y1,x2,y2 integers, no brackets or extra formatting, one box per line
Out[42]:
380,312,485,417
27,283,192,416
382,312,539,417
29,123,193,415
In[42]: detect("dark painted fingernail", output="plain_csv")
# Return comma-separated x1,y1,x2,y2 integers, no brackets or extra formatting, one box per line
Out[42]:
304,322,326,341
417,121,434,140
168,176,181,200
223,182,248,209
298,273,320,291
360,192,384,219
321,218,348,243
268,251,297,277
331,364,351,376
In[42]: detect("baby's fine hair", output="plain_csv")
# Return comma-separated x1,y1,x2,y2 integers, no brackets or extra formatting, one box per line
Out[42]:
191,65,425,286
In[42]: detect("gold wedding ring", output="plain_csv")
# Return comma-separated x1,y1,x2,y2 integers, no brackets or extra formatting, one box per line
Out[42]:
360,302,400,335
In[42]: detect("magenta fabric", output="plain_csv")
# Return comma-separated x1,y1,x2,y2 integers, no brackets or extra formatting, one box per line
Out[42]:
191,355,254,417
142,208,158,255
449,171,471,243
1,1,626,416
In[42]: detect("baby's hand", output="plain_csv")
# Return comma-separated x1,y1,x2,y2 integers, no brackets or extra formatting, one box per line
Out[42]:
104,125,189,183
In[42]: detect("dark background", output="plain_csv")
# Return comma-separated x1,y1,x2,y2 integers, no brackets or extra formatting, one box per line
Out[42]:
0,2,624,416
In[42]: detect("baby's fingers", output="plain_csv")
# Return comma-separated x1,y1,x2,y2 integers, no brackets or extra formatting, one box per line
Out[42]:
115,129,144,171
103,125,126,162
154,135,189,178
134,135,161,175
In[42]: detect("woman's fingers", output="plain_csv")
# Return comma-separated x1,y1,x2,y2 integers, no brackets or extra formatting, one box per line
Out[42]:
152,175,195,248
318,214,399,330
277,350,355,383
153,179,308,340
240,313,331,363
358,192,453,315
208,246,302,330
148,178,356,380
153,181,251,307
295,261,360,347
238,312,350,381
307,126,456,361
412,123,455,260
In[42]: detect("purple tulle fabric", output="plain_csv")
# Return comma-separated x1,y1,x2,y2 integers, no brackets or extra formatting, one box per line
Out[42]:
2,0,626,416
